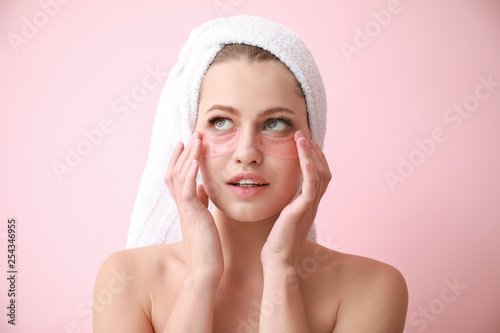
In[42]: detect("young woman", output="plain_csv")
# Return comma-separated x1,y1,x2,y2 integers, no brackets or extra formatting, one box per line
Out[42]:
93,16,408,333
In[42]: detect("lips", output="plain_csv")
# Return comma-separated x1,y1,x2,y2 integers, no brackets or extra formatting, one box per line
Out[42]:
227,172,269,187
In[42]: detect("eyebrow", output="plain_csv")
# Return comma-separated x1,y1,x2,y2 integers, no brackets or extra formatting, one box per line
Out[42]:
205,104,296,117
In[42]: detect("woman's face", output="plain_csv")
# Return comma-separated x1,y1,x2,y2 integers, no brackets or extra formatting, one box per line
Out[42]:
195,60,310,222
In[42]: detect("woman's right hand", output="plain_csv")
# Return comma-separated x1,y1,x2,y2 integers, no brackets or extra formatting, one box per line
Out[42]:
165,131,224,282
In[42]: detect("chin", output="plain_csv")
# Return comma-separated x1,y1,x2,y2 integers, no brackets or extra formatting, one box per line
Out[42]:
212,199,282,222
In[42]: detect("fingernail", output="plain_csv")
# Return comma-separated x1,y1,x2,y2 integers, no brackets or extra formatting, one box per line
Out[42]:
190,159,197,169
301,137,308,148
192,131,199,139
311,139,320,149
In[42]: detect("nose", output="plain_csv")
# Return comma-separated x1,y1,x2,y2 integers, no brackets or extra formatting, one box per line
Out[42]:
232,129,263,166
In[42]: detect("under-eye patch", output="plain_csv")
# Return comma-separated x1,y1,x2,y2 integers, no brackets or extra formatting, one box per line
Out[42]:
256,133,298,159
200,131,298,159
200,131,241,157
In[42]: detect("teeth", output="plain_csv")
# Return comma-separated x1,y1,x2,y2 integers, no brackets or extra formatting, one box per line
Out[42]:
231,179,264,187
238,179,259,185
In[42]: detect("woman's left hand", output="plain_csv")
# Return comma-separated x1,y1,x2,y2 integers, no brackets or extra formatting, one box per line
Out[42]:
261,130,332,269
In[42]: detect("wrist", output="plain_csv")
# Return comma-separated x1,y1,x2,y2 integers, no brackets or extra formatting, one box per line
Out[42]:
262,261,297,278
262,264,301,297
184,272,222,290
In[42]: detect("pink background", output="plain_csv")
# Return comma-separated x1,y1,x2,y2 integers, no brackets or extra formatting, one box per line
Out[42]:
1,0,499,332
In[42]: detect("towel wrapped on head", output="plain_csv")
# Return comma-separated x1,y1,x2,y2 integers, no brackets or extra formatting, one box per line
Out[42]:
126,15,327,249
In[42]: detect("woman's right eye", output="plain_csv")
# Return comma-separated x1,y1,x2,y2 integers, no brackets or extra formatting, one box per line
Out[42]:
212,118,233,130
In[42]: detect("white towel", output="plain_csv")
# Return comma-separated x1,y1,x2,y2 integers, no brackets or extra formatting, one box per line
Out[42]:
126,15,327,249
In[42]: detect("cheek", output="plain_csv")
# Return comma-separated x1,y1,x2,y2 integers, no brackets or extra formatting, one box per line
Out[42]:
257,133,298,159
290,163,303,190
273,159,303,194
199,157,229,198
201,131,240,157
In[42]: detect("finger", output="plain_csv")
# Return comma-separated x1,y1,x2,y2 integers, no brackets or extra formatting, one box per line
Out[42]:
293,132,319,211
175,131,200,177
172,133,200,195
180,135,202,178
303,138,324,192
296,133,330,209
304,139,327,209
295,131,319,184
182,159,202,208
165,141,184,200
166,141,184,180
295,137,322,233
310,139,332,196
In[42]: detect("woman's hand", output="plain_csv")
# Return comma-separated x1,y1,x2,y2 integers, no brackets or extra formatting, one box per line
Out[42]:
261,130,332,268
165,131,224,281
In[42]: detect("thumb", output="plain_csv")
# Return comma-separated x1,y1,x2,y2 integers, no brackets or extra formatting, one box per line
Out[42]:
197,184,209,208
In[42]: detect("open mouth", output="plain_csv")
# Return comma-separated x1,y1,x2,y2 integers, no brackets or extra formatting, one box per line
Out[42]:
227,178,269,198
229,180,268,187
230,183,267,187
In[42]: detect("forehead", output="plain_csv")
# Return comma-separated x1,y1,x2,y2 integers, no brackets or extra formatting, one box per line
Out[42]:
198,61,306,118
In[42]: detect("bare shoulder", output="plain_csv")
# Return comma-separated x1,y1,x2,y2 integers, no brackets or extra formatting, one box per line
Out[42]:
93,243,184,332
95,243,183,286
301,241,408,332
96,242,184,278
302,241,406,282
332,250,407,293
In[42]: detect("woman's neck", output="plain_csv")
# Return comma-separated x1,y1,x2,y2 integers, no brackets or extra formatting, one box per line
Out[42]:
213,208,278,280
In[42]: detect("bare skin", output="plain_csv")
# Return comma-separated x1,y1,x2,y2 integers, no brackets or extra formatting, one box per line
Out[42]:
94,241,407,332
93,60,408,332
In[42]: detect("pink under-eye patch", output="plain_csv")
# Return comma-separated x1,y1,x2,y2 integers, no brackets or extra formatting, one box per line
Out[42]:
200,131,298,159
200,131,241,157
257,132,298,159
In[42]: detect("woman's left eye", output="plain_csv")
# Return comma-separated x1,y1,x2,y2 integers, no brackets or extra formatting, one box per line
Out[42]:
265,118,288,131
